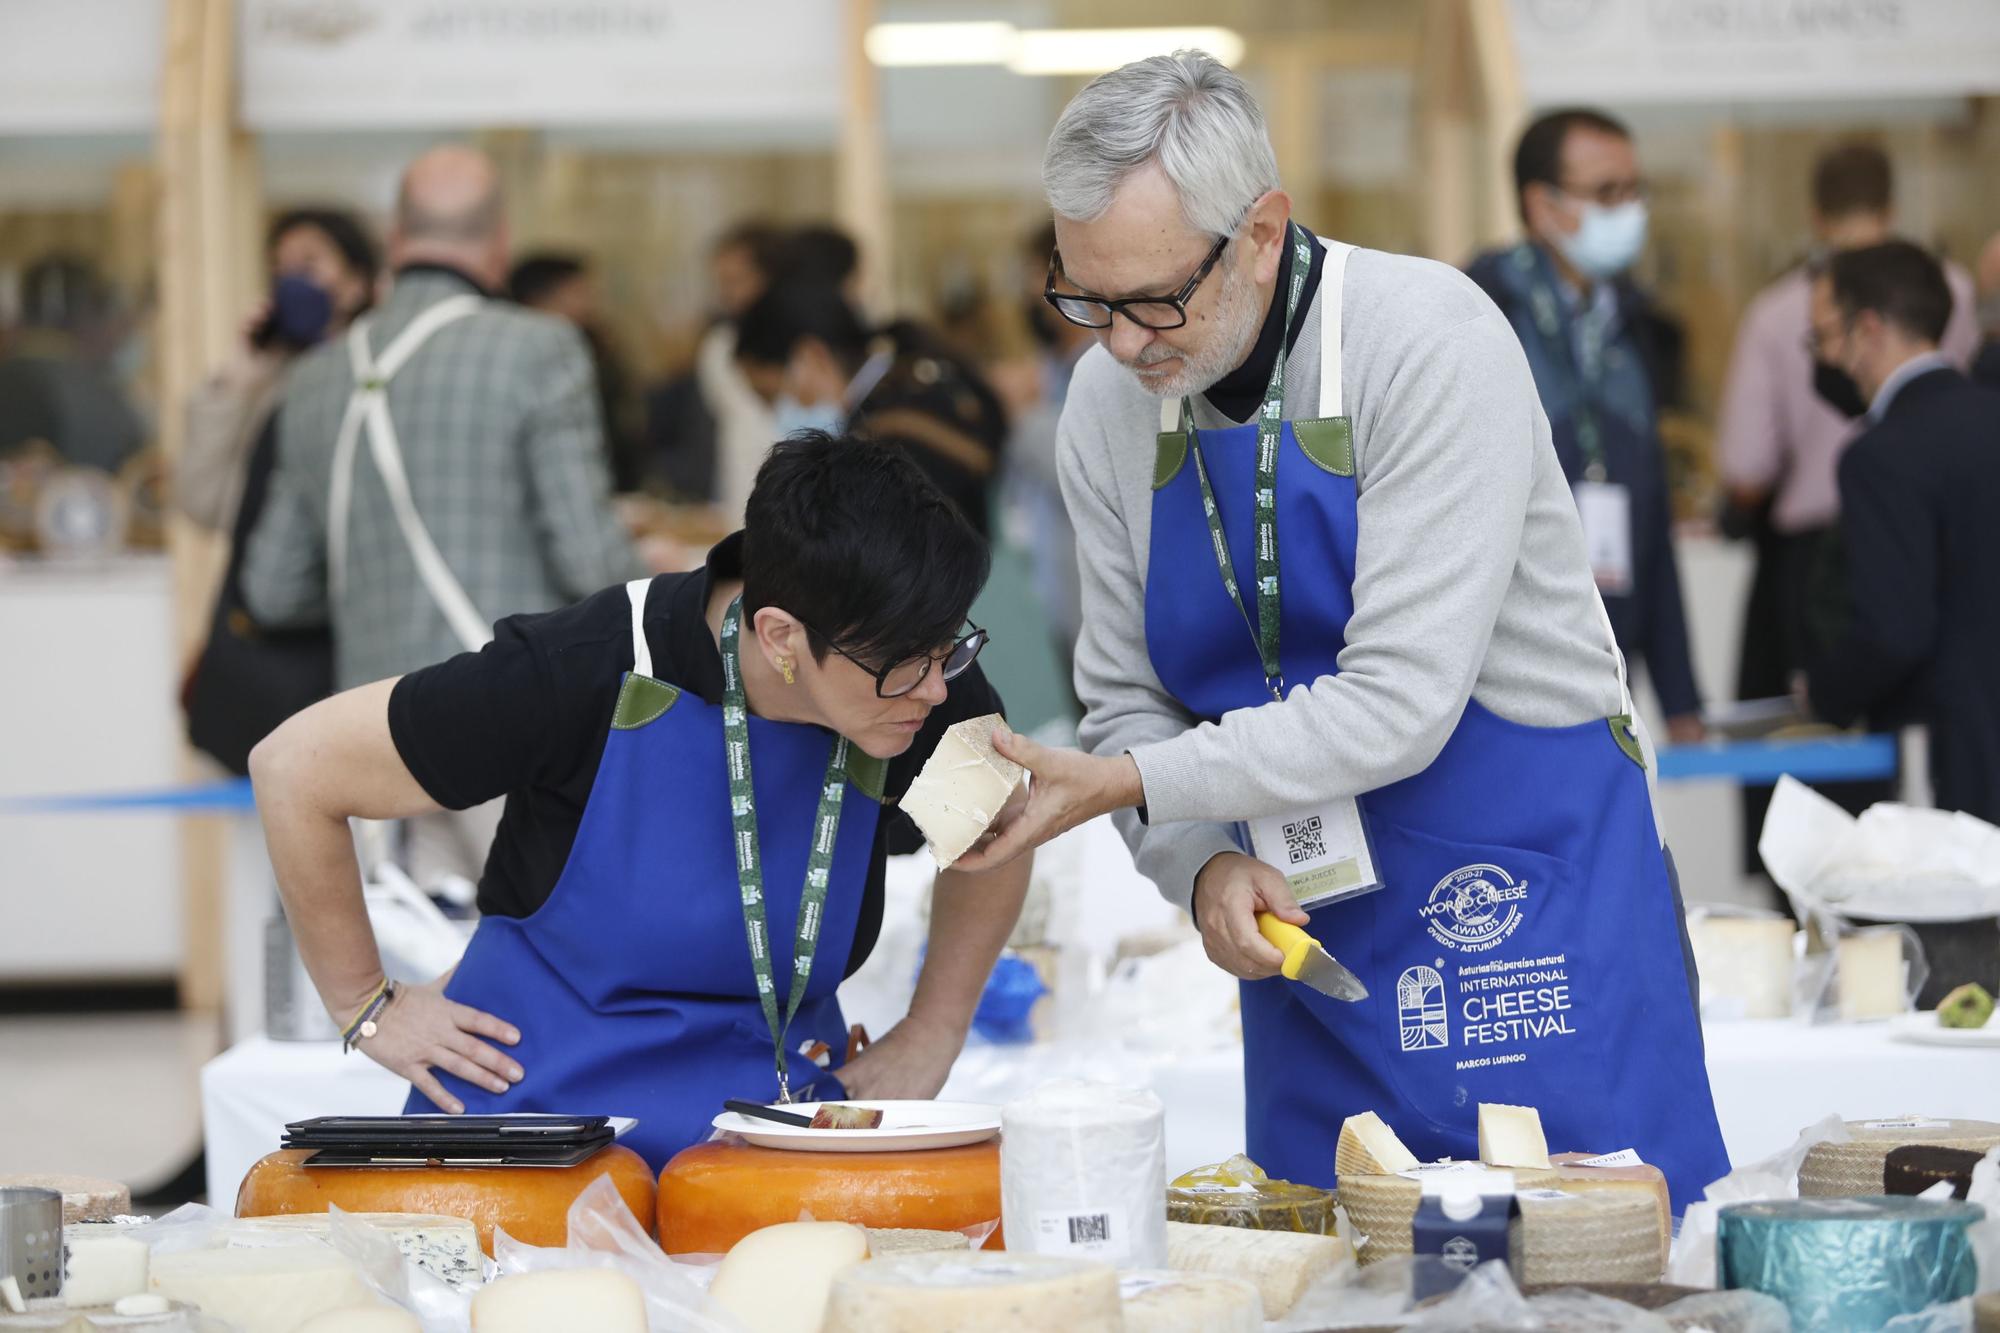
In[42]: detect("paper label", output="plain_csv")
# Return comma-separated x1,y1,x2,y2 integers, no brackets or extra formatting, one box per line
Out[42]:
1034,1205,1128,1263
1400,1163,1517,1197
1178,1181,1259,1195
1863,1118,1951,1131
1247,798,1382,908
1398,1160,1489,1179
1574,1149,1644,1168
1576,480,1634,595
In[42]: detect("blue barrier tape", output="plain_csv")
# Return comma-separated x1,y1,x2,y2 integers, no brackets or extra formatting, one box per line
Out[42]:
1655,734,1898,784
0,778,257,814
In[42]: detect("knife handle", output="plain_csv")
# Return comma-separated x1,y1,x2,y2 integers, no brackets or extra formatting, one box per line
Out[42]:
1256,912,1313,982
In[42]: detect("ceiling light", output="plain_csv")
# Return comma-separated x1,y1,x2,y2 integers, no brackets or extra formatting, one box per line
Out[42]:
863,21,1017,67
1008,27,1246,75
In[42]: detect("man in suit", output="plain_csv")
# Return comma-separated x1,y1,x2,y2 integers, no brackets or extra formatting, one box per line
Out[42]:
243,145,642,882
1467,109,1704,743
1806,241,2000,823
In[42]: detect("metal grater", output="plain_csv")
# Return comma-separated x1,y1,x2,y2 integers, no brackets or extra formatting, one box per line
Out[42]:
0,1186,64,1300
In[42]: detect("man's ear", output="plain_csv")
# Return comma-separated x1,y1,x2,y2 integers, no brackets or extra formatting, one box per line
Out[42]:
1242,189,1295,287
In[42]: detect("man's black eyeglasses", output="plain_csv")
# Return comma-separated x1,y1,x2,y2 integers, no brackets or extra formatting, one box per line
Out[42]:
1044,234,1230,331
798,620,990,698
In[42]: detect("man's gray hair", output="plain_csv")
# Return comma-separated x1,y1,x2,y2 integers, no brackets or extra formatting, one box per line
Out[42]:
1043,50,1280,239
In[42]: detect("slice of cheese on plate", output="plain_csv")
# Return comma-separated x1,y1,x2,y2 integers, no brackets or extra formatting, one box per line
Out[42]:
1336,1112,1420,1178
900,715,1023,868
1478,1103,1552,1169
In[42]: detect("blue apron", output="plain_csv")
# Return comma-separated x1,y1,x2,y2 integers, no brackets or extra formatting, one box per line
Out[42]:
406,579,880,1171
1144,242,1729,1211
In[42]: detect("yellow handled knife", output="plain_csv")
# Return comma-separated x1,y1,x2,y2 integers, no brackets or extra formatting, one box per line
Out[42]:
1256,913,1369,1001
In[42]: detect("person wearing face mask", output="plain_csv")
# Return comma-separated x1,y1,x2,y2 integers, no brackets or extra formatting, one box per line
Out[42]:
732,281,1006,539
953,53,1728,1211
174,208,379,533
247,432,1031,1168
1801,242,2000,823
1465,109,1704,749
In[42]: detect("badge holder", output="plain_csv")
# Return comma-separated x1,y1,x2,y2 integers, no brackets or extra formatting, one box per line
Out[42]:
1243,797,1385,911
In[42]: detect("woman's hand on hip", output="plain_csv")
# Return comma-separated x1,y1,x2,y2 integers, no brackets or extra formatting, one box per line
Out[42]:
1192,852,1307,980
353,974,523,1114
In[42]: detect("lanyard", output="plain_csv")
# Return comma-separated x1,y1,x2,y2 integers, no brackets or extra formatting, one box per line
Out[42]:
1184,223,1312,703
721,596,850,1102
1517,244,1610,481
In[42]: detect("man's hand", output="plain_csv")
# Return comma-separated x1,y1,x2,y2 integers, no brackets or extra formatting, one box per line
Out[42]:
950,725,1144,872
1192,852,1309,980
1664,713,1707,745
829,1013,963,1101
352,973,522,1115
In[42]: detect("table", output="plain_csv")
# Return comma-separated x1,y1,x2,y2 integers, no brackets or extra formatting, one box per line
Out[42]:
201,1019,2000,1208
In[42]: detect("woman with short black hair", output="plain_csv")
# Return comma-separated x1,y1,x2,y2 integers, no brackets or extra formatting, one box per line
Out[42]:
249,432,1030,1169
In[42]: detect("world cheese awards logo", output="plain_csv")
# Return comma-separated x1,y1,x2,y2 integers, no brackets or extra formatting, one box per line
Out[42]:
1421,863,1528,953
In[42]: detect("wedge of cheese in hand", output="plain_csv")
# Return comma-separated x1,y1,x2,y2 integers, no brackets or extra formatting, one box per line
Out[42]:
1478,1102,1552,1170
1336,1111,1420,1178
710,1221,870,1333
900,714,1023,868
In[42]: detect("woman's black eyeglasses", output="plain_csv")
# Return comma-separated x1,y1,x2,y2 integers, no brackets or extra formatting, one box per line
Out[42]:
1044,234,1230,331
798,621,990,698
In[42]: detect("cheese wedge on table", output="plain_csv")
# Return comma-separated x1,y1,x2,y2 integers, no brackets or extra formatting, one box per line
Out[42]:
1162,1219,1350,1319
709,1221,869,1333
823,1252,1120,1333
149,1243,378,1333
900,715,1023,868
470,1269,645,1332
1478,1102,1552,1169
1336,1112,1420,1177
1119,1269,1262,1332
223,1212,483,1288
1549,1152,1673,1270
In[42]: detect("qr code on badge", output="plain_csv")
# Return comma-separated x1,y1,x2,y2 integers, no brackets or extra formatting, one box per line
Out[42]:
1282,815,1326,865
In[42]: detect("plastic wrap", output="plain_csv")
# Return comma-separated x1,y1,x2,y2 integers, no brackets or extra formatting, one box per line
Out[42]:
999,1080,1166,1267
1271,1257,1754,1332
1652,1290,1793,1333
1668,1112,1850,1287
1717,1196,1983,1332
1166,1154,1333,1234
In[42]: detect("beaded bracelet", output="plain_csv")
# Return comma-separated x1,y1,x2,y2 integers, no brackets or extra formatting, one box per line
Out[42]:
340,979,398,1053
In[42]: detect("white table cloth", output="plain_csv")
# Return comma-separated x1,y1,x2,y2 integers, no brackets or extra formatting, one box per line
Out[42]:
202,1019,2000,1207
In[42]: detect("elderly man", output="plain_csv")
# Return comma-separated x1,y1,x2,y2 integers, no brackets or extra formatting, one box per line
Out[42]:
960,51,1728,1208
243,145,641,884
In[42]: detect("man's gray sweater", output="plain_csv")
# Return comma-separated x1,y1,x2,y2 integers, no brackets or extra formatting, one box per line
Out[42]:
1056,241,1659,912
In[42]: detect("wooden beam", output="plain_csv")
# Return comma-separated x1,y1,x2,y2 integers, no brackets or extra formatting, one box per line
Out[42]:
1414,0,1475,264
836,0,893,316
1465,0,1527,250
1264,47,1318,216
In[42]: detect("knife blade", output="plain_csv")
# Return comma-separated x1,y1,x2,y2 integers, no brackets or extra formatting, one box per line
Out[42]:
1256,913,1369,1001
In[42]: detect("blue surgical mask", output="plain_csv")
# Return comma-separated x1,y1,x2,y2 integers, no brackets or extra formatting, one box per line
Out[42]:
1556,199,1649,280
774,397,843,440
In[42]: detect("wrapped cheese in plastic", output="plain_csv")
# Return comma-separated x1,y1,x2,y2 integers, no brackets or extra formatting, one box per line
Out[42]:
1166,1154,1334,1235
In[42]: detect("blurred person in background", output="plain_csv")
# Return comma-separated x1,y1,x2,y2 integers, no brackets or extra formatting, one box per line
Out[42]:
509,251,642,493
645,221,784,512
733,279,1006,539
774,222,863,304
1468,109,1704,744
1973,230,2000,389
175,208,379,533
998,221,1094,703
0,255,146,472
1716,144,1979,871
241,144,641,885
1803,242,2000,822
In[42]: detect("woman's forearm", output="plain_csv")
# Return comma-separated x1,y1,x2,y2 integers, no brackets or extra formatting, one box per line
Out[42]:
907,852,1034,1036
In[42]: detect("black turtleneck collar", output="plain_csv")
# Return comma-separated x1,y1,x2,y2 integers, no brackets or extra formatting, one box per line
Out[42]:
1201,223,1324,424
394,261,495,298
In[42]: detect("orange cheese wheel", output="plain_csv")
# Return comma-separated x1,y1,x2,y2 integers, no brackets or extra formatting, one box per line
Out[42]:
234,1146,655,1254
657,1140,1004,1254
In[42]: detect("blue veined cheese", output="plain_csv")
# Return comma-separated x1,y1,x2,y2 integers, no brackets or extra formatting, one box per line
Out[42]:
223,1213,483,1288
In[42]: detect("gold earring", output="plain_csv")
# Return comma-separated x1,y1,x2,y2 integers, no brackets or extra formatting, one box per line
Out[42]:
778,658,796,685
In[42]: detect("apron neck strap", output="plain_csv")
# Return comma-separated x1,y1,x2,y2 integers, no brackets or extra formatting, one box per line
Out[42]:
1315,239,1356,419
624,578,654,678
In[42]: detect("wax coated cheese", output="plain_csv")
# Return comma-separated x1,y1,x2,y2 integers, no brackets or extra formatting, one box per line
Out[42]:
900,714,1023,868
1478,1102,1552,1169
64,1234,148,1308
223,1213,483,1287
469,1270,645,1333
1335,1112,1420,1178
709,1221,869,1333
149,1243,378,1333
1162,1219,1350,1318
1118,1269,1262,1332
295,1309,421,1333
823,1252,1120,1333
1838,931,1907,1020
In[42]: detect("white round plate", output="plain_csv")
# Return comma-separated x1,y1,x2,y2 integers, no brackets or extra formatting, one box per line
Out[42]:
1892,1010,2000,1048
711,1100,1001,1153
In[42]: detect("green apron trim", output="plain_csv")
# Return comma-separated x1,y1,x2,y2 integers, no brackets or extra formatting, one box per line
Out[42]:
611,673,681,730
1293,417,1355,476
1154,431,1188,490
842,748,890,802
1608,714,1648,770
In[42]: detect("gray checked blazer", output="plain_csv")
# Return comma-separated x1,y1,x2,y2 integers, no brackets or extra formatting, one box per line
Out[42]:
241,267,641,690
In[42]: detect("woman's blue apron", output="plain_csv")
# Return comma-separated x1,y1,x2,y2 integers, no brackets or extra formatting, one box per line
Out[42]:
406,580,881,1172
1143,241,1729,1211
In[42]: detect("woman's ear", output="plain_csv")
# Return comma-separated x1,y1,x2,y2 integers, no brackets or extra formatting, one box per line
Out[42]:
749,605,807,671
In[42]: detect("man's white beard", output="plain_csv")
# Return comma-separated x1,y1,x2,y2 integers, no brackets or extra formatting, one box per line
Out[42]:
1117,259,1263,401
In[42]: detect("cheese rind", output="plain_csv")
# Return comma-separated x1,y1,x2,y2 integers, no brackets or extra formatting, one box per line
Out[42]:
64,1234,149,1308
709,1221,869,1333
899,715,1023,868
469,1270,646,1333
823,1252,1120,1333
0,1175,129,1225
1478,1103,1552,1169
1335,1112,1420,1177
1162,1219,1350,1318
149,1242,378,1333
1549,1152,1672,1270
1118,1269,1262,1332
